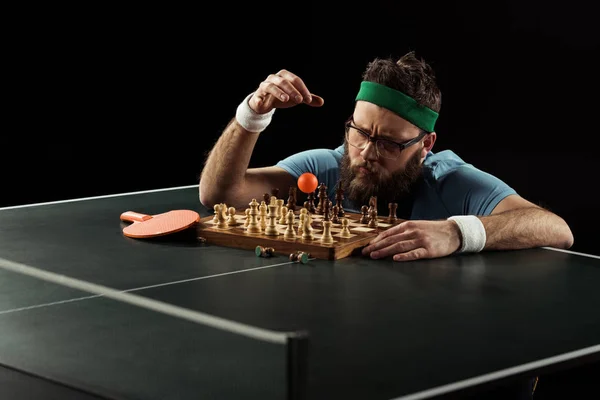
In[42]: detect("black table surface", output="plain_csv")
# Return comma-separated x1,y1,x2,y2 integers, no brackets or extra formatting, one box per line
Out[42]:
1,185,599,400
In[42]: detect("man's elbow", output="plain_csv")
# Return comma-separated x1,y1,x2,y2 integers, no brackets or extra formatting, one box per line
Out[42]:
198,182,216,209
552,222,575,249
556,229,575,249
198,181,241,209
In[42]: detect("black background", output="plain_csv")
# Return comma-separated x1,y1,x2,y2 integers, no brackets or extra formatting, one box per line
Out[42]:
3,1,598,256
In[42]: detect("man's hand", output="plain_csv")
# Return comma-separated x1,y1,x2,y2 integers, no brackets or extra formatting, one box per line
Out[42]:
249,69,324,114
362,220,463,262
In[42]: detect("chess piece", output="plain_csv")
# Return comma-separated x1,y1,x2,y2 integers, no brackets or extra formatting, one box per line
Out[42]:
388,202,398,223
246,199,261,234
335,186,345,217
286,187,297,211
298,208,307,236
331,205,340,224
264,204,280,236
294,250,311,258
289,251,309,264
359,205,369,224
276,199,284,219
216,204,228,228
212,204,220,223
315,183,327,214
323,198,331,221
244,208,250,227
221,203,228,221
302,211,314,240
283,209,296,239
306,191,316,213
255,246,275,257
259,201,267,230
279,205,288,224
320,220,334,243
368,196,378,217
226,206,239,226
339,218,351,237
367,207,378,228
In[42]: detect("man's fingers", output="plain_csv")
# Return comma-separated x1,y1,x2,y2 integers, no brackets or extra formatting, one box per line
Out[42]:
362,231,414,255
368,223,411,245
250,82,286,112
253,70,324,112
275,69,313,103
259,81,290,102
393,248,427,262
272,76,306,103
366,239,420,259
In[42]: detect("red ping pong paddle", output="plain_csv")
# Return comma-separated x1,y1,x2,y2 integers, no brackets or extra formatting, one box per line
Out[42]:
120,210,200,238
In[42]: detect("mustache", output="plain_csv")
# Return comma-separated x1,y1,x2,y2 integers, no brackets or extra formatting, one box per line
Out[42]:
351,160,375,173
351,162,386,180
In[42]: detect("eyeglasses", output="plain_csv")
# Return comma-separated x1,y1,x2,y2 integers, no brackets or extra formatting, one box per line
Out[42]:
344,122,427,160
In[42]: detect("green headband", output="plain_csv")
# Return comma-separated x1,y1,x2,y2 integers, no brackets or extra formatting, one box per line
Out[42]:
355,81,438,132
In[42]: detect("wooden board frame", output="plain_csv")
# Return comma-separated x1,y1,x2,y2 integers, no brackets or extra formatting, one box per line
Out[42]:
196,210,403,260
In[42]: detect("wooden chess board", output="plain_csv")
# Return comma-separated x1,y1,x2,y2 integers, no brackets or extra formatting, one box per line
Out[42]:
196,209,404,261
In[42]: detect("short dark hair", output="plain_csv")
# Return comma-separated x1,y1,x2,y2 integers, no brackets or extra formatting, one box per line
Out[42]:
361,51,442,113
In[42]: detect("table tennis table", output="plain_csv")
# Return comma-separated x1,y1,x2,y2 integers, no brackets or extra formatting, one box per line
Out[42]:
1,185,599,400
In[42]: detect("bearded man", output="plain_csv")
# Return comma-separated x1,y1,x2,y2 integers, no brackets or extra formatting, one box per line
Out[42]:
199,51,573,262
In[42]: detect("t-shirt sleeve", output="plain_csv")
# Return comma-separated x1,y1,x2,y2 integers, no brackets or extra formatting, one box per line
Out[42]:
437,165,517,216
275,148,343,193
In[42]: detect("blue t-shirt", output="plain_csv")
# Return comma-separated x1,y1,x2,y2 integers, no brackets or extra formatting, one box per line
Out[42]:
275,144,516,219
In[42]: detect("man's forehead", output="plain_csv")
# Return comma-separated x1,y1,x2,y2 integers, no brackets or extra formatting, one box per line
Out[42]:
353,101,421,137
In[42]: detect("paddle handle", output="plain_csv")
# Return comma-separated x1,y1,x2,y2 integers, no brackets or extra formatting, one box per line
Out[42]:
120,211,152,222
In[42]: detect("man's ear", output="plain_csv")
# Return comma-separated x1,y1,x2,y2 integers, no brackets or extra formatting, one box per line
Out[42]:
421,131,436,158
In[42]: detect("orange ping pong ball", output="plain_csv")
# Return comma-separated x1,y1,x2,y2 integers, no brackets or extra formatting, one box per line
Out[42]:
297,172,318,193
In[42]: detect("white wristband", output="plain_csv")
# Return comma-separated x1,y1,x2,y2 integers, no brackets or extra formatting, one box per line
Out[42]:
235,92,275,133
447,215,486,253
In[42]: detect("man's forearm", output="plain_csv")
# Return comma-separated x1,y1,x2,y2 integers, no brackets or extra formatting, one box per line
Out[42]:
199,118,260,207
481,207,574,250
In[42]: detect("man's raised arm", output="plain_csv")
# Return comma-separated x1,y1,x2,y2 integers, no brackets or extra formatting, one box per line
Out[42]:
198,69,324,209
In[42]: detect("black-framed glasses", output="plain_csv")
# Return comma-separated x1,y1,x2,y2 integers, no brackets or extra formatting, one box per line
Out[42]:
344,122,427,160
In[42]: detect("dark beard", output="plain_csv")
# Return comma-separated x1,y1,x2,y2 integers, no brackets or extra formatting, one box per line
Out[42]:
339,142,423,210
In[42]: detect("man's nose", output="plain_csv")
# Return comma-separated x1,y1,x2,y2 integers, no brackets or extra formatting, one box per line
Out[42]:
360,141,379,161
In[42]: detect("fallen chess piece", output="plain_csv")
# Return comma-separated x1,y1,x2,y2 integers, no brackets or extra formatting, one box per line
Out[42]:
289,250,310,264
255,245,275,257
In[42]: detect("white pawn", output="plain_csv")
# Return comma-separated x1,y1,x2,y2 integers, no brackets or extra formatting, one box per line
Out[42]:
279,205,288,224
320,220,334,243
212,204,220,223
339,218,351,238
226,206,239,226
